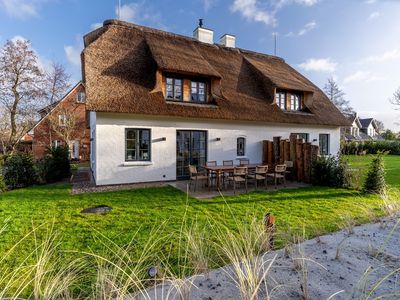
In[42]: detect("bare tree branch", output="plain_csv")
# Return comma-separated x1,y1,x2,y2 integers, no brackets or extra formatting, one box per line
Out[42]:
323,77,354,114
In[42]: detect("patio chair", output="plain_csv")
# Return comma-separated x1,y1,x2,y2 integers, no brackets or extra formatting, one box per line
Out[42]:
206,161,218,187
226,166,248,194
188,165,209,192
222,160,234,186
267,164,287,189
247,165,268,189
238,158,250,166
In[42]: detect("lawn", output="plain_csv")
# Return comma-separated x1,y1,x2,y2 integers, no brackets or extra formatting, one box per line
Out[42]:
344,154,400,188
0,154,399,296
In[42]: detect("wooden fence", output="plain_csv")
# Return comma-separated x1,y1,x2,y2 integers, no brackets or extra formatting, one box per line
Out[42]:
262,134,320,183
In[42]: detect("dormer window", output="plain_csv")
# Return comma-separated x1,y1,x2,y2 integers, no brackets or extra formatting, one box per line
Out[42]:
76,92,86,103
191,81,206,102
290,94,301,111
166,77,182,101
276,91,286,110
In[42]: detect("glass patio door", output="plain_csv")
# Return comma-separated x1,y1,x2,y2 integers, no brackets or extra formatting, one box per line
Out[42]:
176,130,207,180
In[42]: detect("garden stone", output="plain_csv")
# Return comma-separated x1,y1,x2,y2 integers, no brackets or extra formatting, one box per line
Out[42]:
81,205,112,214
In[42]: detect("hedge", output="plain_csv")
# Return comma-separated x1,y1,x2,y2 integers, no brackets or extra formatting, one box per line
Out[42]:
341,140,400,155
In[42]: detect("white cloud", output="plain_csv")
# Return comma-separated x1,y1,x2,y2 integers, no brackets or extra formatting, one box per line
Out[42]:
365,0,377,4
298,58,337,72
116,1,166,29
117,2,139,22
294,0,319,6
366,48,400,63
286,20,316,37
231,0,276,26
202,0,217,11
368,11,380,20
64,45,82,66
343,71,384,84
90,22,103,30
1,0,40,18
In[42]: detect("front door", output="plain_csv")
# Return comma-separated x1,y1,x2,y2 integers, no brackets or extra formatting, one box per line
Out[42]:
176,130,207,180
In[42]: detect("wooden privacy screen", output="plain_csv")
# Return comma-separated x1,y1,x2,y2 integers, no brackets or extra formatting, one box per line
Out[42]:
262,134,320,183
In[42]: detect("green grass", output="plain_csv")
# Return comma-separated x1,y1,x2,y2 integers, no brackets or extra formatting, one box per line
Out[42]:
0,154,399,294
344,154,400,188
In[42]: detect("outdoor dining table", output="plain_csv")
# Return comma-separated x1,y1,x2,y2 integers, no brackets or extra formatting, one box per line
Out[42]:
204,163,262,190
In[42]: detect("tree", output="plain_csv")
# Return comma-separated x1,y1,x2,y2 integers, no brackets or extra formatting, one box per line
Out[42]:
374,120,384,134
390,87,400,110
44,61,71,106
381,129,397,140
0,39,44,154
48,107,77,147
323,77,354,114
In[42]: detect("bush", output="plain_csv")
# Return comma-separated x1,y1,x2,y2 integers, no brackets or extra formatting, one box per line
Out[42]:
39,146,71,183
341,140,400,155
3,154,37,189
0,175,6,192
311,155,351,188
363,152,386,194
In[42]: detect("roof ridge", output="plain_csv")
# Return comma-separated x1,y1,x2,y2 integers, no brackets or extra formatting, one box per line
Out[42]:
103,19,284,62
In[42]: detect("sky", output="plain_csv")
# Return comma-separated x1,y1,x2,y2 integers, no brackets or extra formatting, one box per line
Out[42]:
1,0,400,130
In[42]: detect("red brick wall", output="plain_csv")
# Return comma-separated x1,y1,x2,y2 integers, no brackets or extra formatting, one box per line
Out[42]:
32,83,90,161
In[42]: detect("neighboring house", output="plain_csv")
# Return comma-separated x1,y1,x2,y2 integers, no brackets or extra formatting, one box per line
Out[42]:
341,113,382,141
22,82,90,161
82,20,349,186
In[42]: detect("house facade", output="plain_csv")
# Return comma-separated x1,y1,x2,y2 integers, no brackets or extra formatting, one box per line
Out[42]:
82,20,349,186
23,82,90,161
341,113,382,141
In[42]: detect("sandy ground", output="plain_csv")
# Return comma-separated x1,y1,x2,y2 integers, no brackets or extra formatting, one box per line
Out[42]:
136,216,400,300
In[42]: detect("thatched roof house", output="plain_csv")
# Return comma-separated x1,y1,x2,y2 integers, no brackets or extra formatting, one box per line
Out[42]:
82,20,349,186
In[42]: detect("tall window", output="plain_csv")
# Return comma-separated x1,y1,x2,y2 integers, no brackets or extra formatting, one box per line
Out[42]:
59,114,67,126
166,78,182,101
319,134,330,156
237,137,246,156
190,81,206,102
290,94,301,111
76,92,86,103
125,128,151,161
276,91,286,110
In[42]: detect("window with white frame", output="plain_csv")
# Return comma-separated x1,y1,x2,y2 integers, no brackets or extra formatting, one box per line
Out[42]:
76,92,86,103
237,137,246,156
190,81,206,102
276,91,286,110
290,94,301,111
58,114,67,126
165,77,182,101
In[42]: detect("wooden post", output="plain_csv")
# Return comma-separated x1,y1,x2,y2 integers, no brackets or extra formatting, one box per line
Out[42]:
303,142,312,183
296,138,304,182
262,141,268,164
290,134,297,179
279,139,285,164
273,137,281,165
284,140,290,162
267,141,274,165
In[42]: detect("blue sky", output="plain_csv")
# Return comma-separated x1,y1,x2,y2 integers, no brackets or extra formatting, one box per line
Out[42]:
1,0,400,130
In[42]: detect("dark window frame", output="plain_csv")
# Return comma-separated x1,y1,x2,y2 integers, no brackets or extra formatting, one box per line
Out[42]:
125,128,152,162
190,81,207,103
237,137,246,156
165,77,183,101
276,91,286,110
319,134,330,156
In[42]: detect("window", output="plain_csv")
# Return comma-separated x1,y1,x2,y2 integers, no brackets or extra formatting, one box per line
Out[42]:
290,94,301,111
319,134,330,156
52,140,61,148
76,92,86,103
58,114,67,126
190,81,206,102
276,91,286,110
166,77,182,101
237,137,246,156
125,128,151,161
292,133,309,142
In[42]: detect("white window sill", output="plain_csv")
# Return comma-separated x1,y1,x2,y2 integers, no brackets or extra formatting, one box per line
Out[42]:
123,161,153,167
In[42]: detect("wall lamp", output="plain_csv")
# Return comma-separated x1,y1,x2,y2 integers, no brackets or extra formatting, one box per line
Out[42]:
215,137,221,141
312,139,317,142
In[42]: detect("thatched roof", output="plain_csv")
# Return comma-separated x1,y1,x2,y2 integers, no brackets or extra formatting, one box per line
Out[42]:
82,20,349,127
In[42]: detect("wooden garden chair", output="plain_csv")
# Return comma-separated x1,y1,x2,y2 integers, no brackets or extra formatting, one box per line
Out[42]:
188,165,208,192
248,165,268,189
267,164,287,188
226,166,248,194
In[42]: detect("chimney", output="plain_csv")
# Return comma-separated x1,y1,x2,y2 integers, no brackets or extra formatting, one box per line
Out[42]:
220,34,236,48
193,19,214,44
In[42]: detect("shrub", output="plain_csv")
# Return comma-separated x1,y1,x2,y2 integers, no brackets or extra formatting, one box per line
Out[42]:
40,146,71,183
3,154,37,189
341,140,400,155
311,155,351,188
0,175,6,192
363,152,386,194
